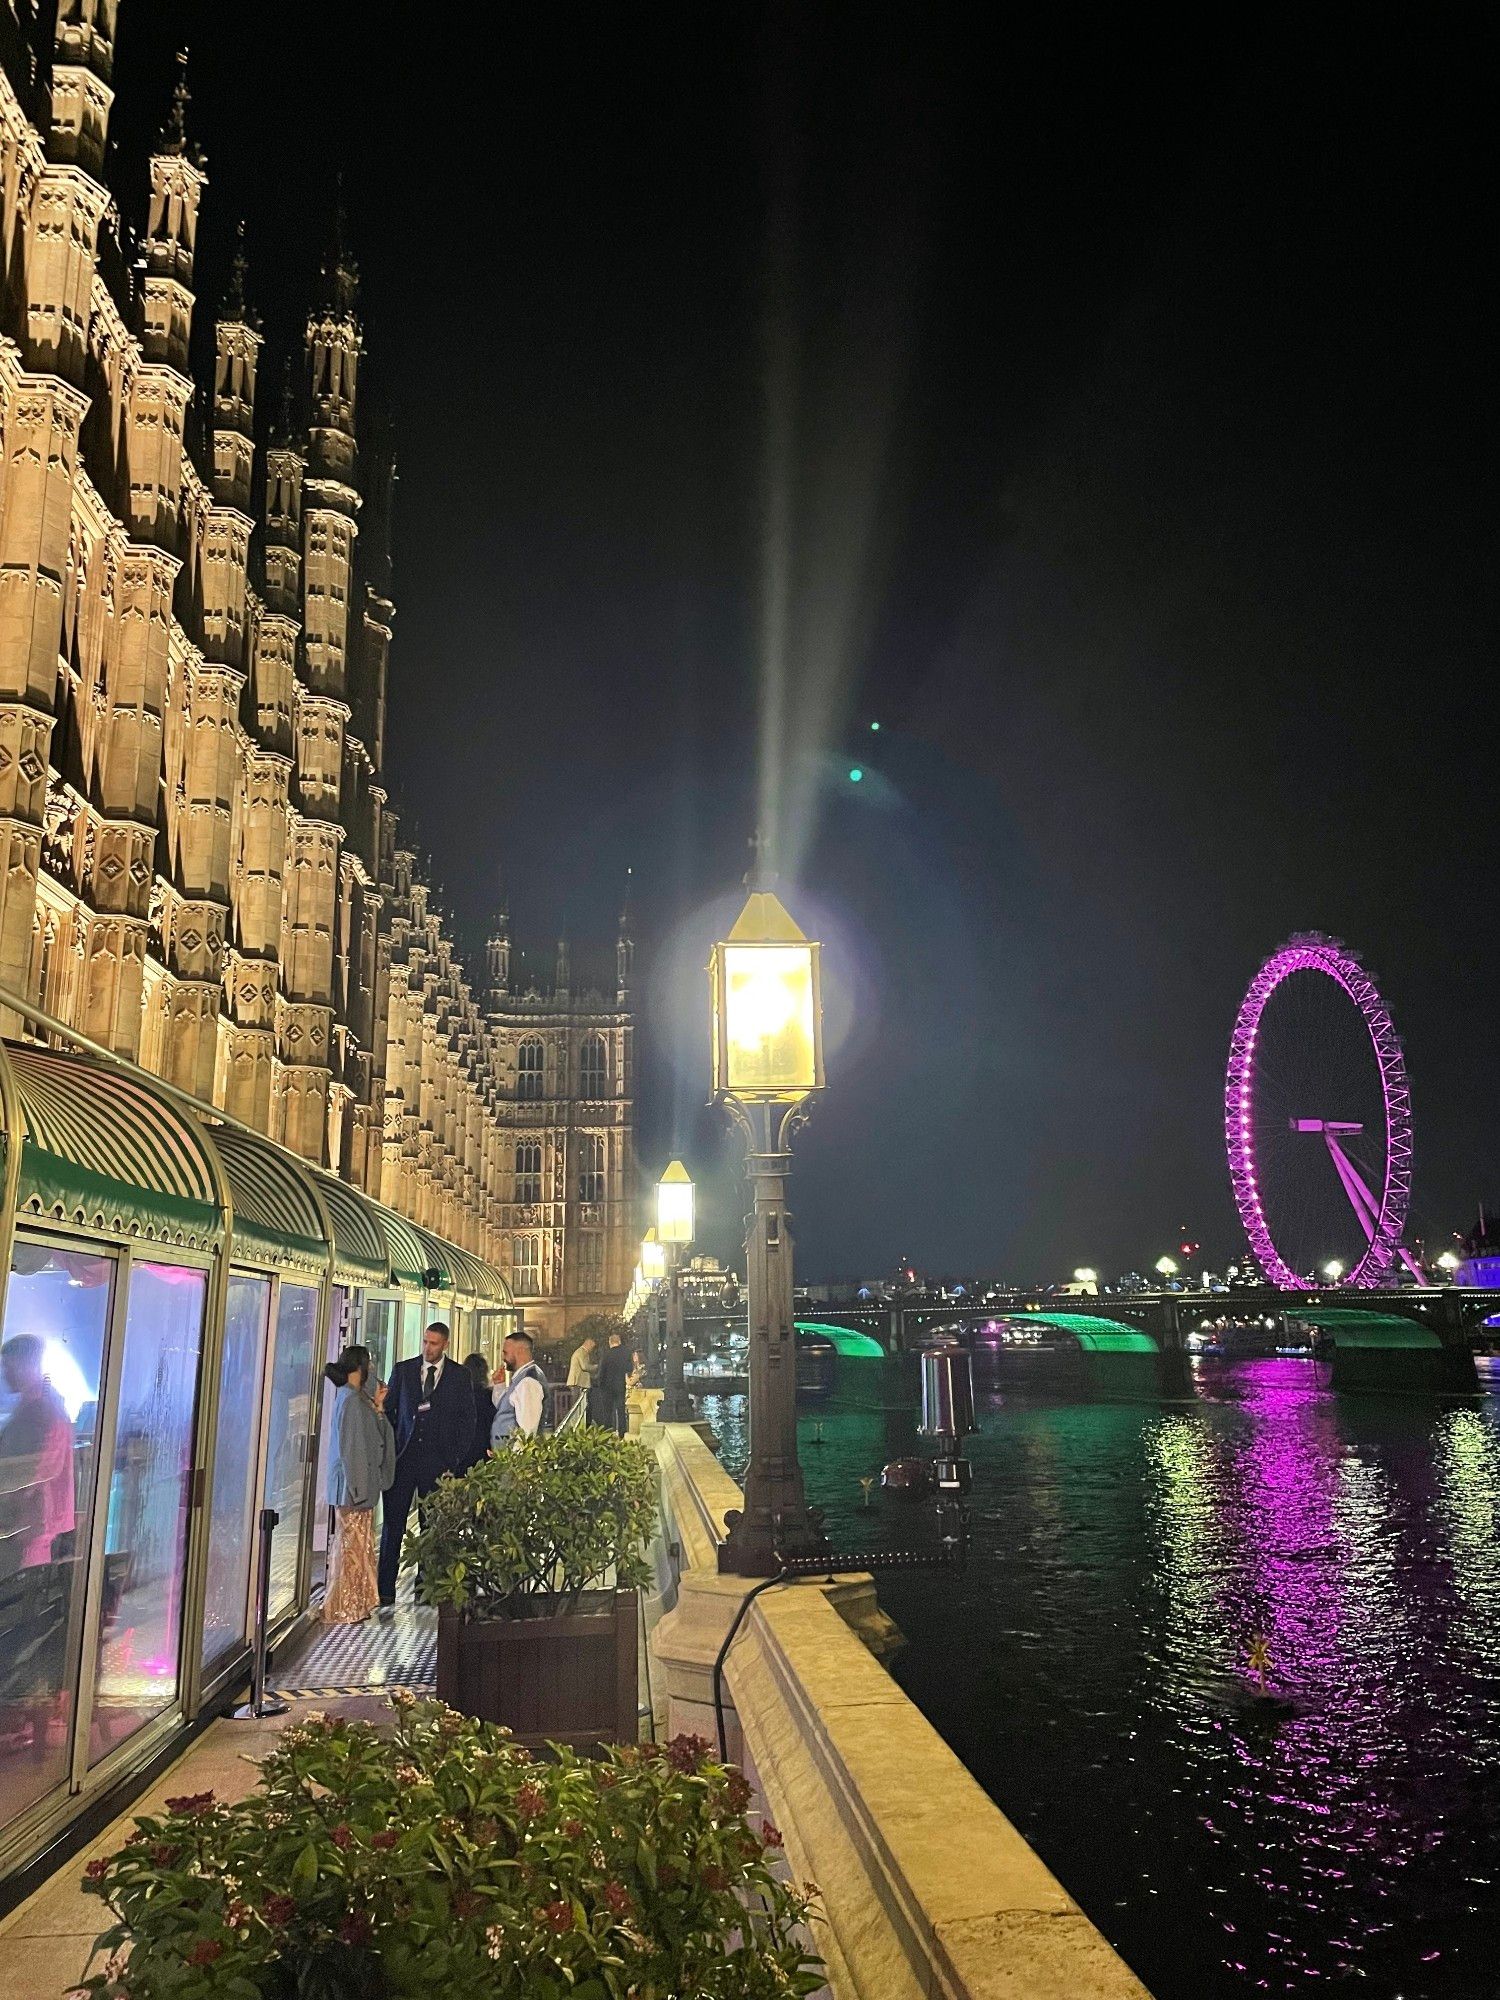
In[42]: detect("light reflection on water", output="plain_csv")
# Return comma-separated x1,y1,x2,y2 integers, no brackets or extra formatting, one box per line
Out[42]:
702,1357,1500,1998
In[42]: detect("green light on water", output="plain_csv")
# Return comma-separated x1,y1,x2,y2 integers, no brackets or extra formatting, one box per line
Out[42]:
870,720,881,732
848,767,864,783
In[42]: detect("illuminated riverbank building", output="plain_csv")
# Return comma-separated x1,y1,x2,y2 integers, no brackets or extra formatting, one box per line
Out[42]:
0,7,632,1335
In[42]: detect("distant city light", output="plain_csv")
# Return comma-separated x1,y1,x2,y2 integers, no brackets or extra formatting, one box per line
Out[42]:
848,767,864,783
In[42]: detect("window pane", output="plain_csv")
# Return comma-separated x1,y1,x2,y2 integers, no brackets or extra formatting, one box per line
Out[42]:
89,1261,206,1768
200,1274,271,1675
262,1284,320,1624
0,1244,112,1832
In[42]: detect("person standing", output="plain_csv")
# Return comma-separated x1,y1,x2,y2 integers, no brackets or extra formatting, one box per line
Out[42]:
566,1333,598,1423
0,1335,74,1574
460,1352,494,1471
491,1331,548,1449
594,1328,634,1437
377,1323,475,1607
321,1346,394,1625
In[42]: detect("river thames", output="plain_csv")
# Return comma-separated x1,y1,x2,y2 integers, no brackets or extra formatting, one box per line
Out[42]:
705,1355,1500,1998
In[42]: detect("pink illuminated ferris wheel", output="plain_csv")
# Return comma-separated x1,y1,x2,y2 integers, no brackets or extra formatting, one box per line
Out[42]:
1225,934,1420,1289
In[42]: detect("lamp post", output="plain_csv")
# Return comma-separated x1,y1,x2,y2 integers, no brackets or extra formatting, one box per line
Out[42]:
656,1159,697,1422
710,872,829,1574
641,1228,666,1379
1155,1256,1179,1283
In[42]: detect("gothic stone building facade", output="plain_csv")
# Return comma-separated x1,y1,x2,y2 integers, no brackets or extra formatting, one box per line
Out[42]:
484,920,636,1345
0,4,634,1320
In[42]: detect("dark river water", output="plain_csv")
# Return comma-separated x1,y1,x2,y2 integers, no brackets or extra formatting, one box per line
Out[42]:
702,1355,1500,2000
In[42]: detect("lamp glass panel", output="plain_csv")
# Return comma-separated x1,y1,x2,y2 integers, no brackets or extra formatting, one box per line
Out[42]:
722,943,816,1096
657,1178,695,1245
641,1238,667,1282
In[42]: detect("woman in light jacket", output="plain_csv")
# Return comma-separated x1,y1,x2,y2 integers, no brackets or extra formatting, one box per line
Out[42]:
322,1345,395,1624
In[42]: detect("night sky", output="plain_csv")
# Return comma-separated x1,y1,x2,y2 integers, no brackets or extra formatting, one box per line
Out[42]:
109,5,1494,1283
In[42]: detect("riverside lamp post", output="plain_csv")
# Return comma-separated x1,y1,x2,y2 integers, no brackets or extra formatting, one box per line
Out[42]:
641,1228,666,1378
657,1159,697,1422
710,876,830,1574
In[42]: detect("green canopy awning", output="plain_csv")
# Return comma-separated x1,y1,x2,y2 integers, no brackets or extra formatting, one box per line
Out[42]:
372,1199,432,1289
3,1043,223,1254
212,1125,331,1276
315,1174,391,1286
417,1227,512,1307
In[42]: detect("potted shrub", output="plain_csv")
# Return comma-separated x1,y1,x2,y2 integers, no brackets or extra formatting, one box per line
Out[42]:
406,1426,657,1750
78,1697,822,1998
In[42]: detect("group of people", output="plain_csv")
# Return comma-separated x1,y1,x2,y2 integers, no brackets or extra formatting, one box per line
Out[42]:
321,1320,634,1627
564,1326,639,1435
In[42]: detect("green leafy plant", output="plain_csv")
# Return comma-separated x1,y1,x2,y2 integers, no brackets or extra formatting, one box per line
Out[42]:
78,1699,821,1999
405,1426,657,1618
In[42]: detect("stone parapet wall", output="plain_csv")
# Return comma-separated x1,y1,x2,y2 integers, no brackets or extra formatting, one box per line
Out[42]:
647,1423,1153,2000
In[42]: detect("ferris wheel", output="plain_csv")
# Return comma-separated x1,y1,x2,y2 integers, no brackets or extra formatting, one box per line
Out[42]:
1225,934,1422,1289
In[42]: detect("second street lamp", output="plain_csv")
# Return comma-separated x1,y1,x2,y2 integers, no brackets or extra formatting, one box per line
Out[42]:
656,1159,697,1422
709,869,829,1575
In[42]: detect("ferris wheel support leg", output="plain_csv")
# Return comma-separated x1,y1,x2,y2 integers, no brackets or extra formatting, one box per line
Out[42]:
1325,1136,1429,1285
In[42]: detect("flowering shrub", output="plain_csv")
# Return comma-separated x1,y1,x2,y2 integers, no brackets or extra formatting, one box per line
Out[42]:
406,1425,658,1618
78,1698,819,1999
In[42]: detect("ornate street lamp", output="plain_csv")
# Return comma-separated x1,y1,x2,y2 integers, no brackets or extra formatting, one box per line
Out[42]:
640,1228,666,1378
656,1159,697,1422
710,874,829,1574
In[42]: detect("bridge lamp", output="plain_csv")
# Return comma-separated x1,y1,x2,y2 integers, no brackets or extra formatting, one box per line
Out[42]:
1323,1259,1344,1282
1155,1256,1179,1279
1073,1267,1098,1291
656,1161,697,1422
710,869,828,1575
1436,1250,1461,1275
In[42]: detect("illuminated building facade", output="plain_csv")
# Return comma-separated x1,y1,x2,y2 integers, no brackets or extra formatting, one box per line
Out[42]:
0,8,631,1311
485,911,637,1344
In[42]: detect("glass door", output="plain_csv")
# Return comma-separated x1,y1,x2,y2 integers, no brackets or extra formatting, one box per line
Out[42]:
262,1282,321,1624
87,1261,207,1769
0,1242,114,1837
200,1274,273,1676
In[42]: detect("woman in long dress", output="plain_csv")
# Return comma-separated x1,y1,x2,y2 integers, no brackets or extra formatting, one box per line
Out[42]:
322,1345,394,1624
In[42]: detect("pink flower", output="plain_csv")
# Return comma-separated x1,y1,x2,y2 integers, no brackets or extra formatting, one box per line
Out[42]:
514,1781,546,1821
371,1829,399,1851
762,1821,784,1849
665,1732,710,1773
330,1823,353,1850
539,1900,573,1934
165,1791,216,1819
562,1817,585,1839
187,1938,224,1966
700,1864,728,1891
724,1769,753,1813
262,1893,296,1927
603,1879,632,1914
83,1858,110,1882
338,1909,372,1947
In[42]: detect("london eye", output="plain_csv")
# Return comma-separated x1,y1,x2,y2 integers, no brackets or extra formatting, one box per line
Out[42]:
1225,934,1418,1288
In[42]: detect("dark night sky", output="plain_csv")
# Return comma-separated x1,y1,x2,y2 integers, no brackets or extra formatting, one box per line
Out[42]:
108,4,1495,1282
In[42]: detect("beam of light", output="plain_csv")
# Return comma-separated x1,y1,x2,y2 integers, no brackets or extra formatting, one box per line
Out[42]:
753,20,920,885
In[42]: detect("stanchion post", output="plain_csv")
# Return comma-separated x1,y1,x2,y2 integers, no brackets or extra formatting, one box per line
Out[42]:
232,1507,290,1720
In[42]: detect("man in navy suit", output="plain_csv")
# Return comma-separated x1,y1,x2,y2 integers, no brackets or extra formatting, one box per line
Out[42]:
377,1321,476,1606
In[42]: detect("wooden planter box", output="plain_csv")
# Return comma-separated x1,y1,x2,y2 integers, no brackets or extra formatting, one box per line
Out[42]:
436,1589,638,1753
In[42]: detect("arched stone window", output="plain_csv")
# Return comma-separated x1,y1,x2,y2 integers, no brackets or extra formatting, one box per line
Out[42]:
516,1037,544,1100
513,1234,541,1293
577,1233,604,1295
579,1031,608,1100
577,1133,605,1205
514,1141,542,1204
